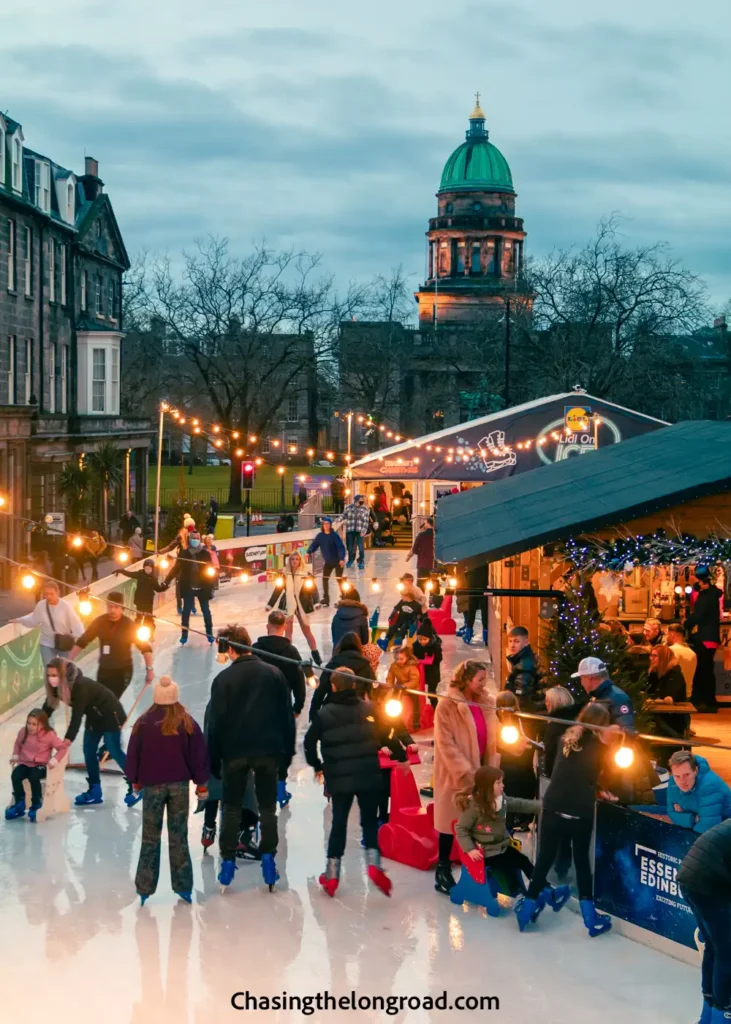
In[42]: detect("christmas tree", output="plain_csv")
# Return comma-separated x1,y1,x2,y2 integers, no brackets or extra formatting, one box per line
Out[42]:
540,582,649,725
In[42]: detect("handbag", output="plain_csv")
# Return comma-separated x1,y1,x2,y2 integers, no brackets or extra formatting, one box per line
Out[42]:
46,601,75,652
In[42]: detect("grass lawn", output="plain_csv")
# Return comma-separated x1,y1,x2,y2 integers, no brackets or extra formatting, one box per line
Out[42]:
150,462,341,509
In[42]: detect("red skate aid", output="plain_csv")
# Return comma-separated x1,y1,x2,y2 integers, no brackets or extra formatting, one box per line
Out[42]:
377,762,439,871
427,594,456,635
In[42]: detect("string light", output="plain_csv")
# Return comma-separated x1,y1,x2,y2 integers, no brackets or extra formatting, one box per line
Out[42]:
385,697,403,718
500,725,519,745
304,578,314,590
277,466,285,476
326,452,334,461
371,579,380,592
615,745,634,769
396,581,405,592
205,566,217,578
239,571,249,582
116,550,130,564
158,557,170,570
274,576,284,588
448,576,457,588
21,572,36,590
136,625,152,642
72,535,83,549
425,580,434,591
341,581,352,593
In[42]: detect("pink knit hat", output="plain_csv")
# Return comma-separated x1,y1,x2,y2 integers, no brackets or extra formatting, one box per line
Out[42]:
153,675,179,705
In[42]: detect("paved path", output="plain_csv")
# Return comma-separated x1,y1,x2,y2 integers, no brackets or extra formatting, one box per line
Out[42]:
0,549,699,1024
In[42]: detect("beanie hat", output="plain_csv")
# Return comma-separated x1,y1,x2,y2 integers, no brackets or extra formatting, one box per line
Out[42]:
153,674,179,705
143,558,155,569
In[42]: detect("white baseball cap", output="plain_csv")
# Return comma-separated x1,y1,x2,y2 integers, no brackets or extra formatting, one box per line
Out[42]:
571,657,607,678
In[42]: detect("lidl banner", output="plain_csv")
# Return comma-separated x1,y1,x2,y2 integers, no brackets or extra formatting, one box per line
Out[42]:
0,627,45,717
594,802,699,950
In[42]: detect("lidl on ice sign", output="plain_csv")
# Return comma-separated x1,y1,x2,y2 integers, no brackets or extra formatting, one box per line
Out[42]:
564,405,592,435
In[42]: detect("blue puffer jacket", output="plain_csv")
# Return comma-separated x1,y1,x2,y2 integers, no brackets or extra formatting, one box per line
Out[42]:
307,529,345,565
667,755,731,833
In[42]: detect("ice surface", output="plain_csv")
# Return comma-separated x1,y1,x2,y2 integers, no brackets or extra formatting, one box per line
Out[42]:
0,550,699,1023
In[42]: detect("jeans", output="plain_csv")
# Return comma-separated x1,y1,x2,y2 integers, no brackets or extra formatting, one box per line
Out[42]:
526,810,594,901
97,667,133,700
328,789,380,858
220,757,278,860
321,562,343,603
40,645,64,670
11,764,46,804
83,729,126,786
346,531,365,566
135,782,193,897
682,888,731,1011
181,591,212,639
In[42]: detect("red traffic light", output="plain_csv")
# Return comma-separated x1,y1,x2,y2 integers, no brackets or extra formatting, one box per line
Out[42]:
242,462,256,489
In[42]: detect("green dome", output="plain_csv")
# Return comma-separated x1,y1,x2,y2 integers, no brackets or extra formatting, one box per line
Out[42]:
438,107,514,194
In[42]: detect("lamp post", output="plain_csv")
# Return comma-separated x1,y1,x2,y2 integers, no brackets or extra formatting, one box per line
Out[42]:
153,402,167,553
278,466,286,511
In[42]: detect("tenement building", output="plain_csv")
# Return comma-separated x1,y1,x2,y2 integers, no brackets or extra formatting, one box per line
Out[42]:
0,110,153,579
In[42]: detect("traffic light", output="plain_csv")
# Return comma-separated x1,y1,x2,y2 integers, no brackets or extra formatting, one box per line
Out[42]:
242,462,255,489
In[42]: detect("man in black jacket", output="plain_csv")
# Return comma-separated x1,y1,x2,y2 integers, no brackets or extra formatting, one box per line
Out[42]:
253,609,307,808
207,624,295,890
69,591,154,699
164,532,216,645
304,668,392,898
505,626,541,708
688,566,722,713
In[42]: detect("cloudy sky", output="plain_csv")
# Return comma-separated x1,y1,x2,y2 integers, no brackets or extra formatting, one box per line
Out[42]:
2,0,729,308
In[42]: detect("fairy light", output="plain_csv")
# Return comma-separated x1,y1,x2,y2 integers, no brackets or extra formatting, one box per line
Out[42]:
304,578,314,590
117,550,130,564
396,581,405,593
71,535,83,549
255,458,263,466
385,697,403,718
425,580,434,591
232,432,240,440
307,448,314,457
341,581,352,593
235,448,244,457
449,576,457,588
326,452,334,460
615,745,634,769
501,725,519,745
137,625,152,643
78,598,93,617
274,576,285,588
298,475,307,482
193,426,201,434
212,425,220,434
277,467,285,476
273,440,280,448
158,557,170,570
239,571,249,583
0,496,5,508
249,435,257,443
21,572,36,590
214,439,223,448
371,579,380,592
205,565,217,578
192,419,199,427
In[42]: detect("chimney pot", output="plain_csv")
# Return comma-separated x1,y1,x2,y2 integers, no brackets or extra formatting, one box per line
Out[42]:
85,156,99,178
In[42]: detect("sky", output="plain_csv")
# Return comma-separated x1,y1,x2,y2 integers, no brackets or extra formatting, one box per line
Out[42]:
1,0,729,310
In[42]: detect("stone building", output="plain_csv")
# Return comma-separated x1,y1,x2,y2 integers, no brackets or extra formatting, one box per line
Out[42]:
0,111,153,581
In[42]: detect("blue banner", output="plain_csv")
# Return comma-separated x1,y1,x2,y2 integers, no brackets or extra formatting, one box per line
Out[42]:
594,802,699,950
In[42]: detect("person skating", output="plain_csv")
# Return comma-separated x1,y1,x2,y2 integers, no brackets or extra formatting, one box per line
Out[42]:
515,704,614,935
376,574,427,652
11,579,84,669
207,625,295,892
310,632,376,719
126,675,209,905
406,518,435,594
304,668,393,898
677,817,731,1024
41,658,142,807
462,563,488,645
253,609,307,808
115,558,168,640
164,531,216,644
331,587,369,648
266,551,323,665
306,518,345,606
330,476,346,515
412,620,443,710
343,494,370,569
69,591,154,699
206,496,219,536
5,709,70,822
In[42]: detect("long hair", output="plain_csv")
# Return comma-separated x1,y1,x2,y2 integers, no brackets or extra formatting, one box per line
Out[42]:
23,708,51,744
455,765,504,818
496,689,519,711
545,686,574,713
451,660,487,694
334,631,364,655
650,645,677,679
562,703,610,756
134,703,195,736
45,657,78,709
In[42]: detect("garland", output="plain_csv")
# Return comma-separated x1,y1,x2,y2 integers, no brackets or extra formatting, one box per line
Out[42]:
563,531,731,572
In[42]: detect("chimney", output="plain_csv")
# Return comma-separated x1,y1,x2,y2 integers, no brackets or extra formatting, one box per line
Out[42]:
80,155,104,201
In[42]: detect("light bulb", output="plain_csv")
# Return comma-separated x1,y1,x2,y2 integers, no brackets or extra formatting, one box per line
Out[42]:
255,458,263,466
369,494,375,501
136,625,152,642
615,745,634,769
685,585,693,594
393,498,401,506
396,582,405,592
192,419,199,427
326,452,334,460
298,475,306,482
341,581,351,593
449,576,457,588
205,566,217,578
345,489,351,496
215,439,223,448
235,448,244,457
385,698,403,718
425,580,434,591
232,432,240,440
307,673,318,689
371,580,380,592
72,535,83,548
21,573,36,590
304,578,314,590
501,725,519,745
239,572,249,583
213,425,220,434
277,467,285,475
117,550,130,564
158,557,169,570
307,449,314,456
674,585,682,595
249,435,257,443
275,576,284,588
78,599,92,617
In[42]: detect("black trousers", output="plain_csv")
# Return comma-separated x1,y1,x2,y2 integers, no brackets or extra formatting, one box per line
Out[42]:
321,562,343,603
464,596,488,630
691,644,718,711
527,810,594,902
204,799,256,832
220,757,278,860
385,610,418,643
97,666,133,700
328,789,380,858
11,764,46,804
485,845,534,882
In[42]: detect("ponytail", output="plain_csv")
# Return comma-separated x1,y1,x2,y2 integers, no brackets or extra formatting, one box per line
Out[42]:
562,703,610,757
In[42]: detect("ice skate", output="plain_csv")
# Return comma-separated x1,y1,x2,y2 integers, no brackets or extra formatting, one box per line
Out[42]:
545,884,571,911
236,826,261,861
462,627,474,646
75,781,103,806
4,799,26,820
318,857,341,898
218,858,237,891
176,891,193,904
124,784,143,808
201,824,216,850
366,848,391,897
277,780,292,809
434,862,455,894
580,900,612,937
261,853,280,891
28,801,42,823
514,892,547,931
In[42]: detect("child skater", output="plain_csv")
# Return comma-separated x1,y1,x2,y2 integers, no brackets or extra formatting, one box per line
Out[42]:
412,619,443,708
304,668,393,898
126,675,209,905
455,765,569,914
5,709,70,822
115,558,168,638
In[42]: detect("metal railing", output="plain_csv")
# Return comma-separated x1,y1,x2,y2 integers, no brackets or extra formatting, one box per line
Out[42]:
157,487,336,513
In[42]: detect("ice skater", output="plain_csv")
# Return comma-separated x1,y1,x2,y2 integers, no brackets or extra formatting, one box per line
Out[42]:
126,675,209,905
5,709,70,822
266,551,323,665
304,667,393,898
115,558,168,640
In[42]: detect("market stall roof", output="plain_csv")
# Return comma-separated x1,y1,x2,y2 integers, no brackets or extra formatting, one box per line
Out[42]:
350,392,666,481
435,421,731,568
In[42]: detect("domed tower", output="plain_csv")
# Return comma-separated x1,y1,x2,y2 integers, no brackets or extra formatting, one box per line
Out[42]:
416,96,529,327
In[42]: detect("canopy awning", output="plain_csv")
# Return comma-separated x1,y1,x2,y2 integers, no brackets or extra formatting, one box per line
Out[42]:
434,421,731,568
350,392,666,481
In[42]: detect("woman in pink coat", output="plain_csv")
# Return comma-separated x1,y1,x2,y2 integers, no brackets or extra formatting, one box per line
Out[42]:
433,660,498,894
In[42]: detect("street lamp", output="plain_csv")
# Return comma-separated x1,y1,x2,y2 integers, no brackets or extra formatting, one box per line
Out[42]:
277,466,286,510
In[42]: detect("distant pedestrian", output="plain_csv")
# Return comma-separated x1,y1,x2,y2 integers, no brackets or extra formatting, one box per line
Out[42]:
687,565,722,713
128,527,145,561
119,510,141,545
330,476,346,515
343,494,370,569
406,518,434,593
206,496,219,536
84,531,108,583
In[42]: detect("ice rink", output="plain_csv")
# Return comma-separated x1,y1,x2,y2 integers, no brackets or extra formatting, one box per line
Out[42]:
0,550,700,1023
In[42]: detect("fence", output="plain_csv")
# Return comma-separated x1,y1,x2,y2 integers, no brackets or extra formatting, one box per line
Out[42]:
157,487,335,513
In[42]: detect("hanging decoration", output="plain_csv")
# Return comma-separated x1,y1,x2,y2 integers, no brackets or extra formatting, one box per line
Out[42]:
562,531,731,572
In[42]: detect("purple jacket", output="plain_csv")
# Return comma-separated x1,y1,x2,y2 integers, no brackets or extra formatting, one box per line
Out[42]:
125,706,209,787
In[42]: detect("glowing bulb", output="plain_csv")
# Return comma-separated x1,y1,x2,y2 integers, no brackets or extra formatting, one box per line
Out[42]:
501,725,519,745
298,475,306,482
393,498,401,506
192,419,199,426
275,576,284,588
232,432,240,440
397,582,405,592
277,466,285,475
239,572,249,583
250,435,257,443
385,698,403,718
425,580,434,591
193,427,201,434
321,482,328,490
72,535,83,548
78,599,92,616
205,566,217,578
685,585,693,595
136,625,152,643
307,673,318,689
161,401,169,411
304,578,314,590
235,448,244,457
158,557,170,570
215,439,223,448
371,580,380,592
449,576,457,588
615,745,634,769
345,488,351,496
369,493,375,501
212,425,220,434
307,448,314,456
117,550,130,564
341,581,352,593
326,452,334,461
255,457,263,466
21,572,36,590
272,439,280,447
179,417,186,425
674,585,682,595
